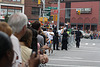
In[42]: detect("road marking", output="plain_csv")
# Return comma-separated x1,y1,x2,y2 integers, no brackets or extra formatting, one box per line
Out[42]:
49,58,100,63
70,50,99,53
93,43,96,45
46,64,97,67
62,57,83,60
85,43,88,45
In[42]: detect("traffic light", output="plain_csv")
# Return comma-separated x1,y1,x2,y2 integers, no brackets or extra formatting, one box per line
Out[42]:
55,15,57,21
77,10,81,15
38,0,41,4
39,17,43,21
49,15,54,21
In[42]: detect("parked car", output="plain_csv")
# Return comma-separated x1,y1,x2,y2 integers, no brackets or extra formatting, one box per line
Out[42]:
80,30,90,38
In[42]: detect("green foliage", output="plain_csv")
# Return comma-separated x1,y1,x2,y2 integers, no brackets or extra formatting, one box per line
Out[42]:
5,15,9,23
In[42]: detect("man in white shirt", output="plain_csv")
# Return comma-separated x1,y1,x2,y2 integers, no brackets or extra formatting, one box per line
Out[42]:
8,13,28,67
8,13,40,67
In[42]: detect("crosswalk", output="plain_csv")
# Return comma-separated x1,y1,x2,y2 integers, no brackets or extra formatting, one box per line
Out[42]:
46,64,97,67
45,39,100,67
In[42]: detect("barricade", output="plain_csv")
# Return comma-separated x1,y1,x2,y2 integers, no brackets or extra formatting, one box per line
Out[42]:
67,34,75,49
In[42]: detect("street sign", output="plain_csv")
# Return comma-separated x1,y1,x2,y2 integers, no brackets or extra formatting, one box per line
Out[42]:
42,10,49,13
54,10,58,13
44,16,49,19
47,7,57,9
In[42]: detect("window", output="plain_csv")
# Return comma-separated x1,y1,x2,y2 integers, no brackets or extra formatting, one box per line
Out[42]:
31,7,40,15
8,9,14,16
15,9,22,13
33,0,38,2
12,0,16,1
1,9,7,16
17,0,20,1
3,0,21,2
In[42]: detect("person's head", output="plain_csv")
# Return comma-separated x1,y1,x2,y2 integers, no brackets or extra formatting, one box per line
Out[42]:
78,28,79,31
0,31,14,67
20,28,32,48
8,13,28,39
49,28,53,32
31,21,41,32
0,22,12,36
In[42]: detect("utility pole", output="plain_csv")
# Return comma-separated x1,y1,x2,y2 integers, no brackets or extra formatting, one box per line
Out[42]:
57,0,60,32
39,8,41,18
42,0,45,25
42,0,45,17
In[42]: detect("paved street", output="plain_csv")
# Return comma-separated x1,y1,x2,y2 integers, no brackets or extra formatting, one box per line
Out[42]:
45,39,100,67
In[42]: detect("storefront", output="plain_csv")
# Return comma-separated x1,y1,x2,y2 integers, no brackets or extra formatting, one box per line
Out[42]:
0,3,24,21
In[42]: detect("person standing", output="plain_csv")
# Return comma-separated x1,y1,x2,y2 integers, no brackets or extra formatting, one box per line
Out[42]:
53,28,59,50
31,21,44,47
47,28,54,55
75,29,82,48
8,13,40,67
61,29,69,50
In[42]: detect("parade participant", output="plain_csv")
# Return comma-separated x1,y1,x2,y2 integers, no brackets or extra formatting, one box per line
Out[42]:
47,28,54,55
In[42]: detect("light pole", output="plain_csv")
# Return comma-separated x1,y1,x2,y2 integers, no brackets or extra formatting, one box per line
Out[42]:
42,0,45,18
41,0,45,26
57,0,60,32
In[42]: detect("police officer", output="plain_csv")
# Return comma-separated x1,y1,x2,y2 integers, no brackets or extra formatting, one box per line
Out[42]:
61,29,68,50
53,27,59,50
75,28,82,48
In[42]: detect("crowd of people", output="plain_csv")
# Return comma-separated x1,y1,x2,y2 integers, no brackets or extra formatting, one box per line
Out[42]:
0,13,48,67
0,13,83,67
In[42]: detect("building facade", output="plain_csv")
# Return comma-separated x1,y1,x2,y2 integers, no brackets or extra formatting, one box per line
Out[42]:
24,0,52,22
0,0,24,21
51,3,66,24
51,1,100,31
70,1,100,31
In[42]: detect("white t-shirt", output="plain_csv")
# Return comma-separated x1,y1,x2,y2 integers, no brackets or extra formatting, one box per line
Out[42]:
10,34,22,67
47,32,54,42
43,31,48,36
58,30,61,36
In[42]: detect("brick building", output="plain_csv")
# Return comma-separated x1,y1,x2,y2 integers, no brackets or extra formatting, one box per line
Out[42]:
0,0,24,21
24,0,52,22
51,1,100,31
70,1,100,31
51,3,66,24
